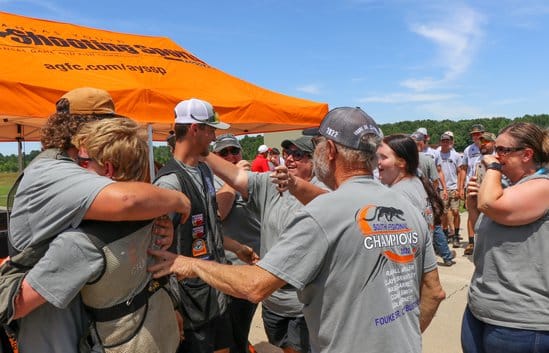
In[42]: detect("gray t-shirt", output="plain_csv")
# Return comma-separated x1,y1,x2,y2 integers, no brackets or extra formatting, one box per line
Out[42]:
154,161,228,315
418,152,438,183
462,143,481,185
214,176,260,265
9,156,113,353
468,174,549,330
247,172,327,317
392,177,434,231
9,157,113,251
258,176,437,353
438,149,463,190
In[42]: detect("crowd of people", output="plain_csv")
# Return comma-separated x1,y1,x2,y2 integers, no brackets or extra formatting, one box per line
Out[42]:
0,86,547,353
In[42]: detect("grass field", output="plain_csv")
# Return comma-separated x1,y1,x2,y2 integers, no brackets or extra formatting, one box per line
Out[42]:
0,173,19,207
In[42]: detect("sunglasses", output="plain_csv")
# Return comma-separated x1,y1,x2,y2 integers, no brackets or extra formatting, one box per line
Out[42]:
190,111,220,124
495,146,524,156
218,147,241,157
76,155,94,168
283,148,309,161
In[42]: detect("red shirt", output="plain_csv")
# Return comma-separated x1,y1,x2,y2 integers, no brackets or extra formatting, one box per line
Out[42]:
251,154,270,172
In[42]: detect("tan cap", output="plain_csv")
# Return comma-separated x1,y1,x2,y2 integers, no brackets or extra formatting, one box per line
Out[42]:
56,87,124,116
480,132,496,142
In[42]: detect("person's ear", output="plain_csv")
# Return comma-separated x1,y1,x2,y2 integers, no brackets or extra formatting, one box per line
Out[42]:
104,161,115,179
327,140,338,160
522,147,534,162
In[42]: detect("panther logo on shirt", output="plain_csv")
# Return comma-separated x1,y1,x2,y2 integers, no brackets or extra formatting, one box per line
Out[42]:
355,205,419,264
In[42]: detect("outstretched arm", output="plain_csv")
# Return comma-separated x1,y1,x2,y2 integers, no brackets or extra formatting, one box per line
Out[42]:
205,154,250,198
148,249,283,303
85,182,190,223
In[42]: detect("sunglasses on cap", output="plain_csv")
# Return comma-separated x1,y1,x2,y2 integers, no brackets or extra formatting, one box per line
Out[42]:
283,148,309,161
218,147,241,157
190,111,220,124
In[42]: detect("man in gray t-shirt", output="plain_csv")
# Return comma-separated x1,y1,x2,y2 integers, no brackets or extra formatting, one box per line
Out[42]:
205,135,325,353
9,88,190,353
149,107,446,353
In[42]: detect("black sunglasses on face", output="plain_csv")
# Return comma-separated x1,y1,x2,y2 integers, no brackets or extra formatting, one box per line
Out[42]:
283,148,308,161
495,146,524,156
76,155,93,168
219,147,241,157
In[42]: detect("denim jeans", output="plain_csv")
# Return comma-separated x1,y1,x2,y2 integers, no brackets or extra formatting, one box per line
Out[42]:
461,306,549,353
433,224,453,261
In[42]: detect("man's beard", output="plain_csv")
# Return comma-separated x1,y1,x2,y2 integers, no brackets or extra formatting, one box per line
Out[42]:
313,151,335,190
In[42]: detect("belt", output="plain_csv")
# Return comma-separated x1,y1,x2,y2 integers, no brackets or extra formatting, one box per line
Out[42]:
85,276,168,322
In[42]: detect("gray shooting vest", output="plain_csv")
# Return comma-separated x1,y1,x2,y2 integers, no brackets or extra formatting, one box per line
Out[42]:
79,220,179,353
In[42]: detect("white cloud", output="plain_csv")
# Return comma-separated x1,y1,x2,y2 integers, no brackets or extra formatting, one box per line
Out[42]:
359,92,457,104
296,84,321,95
404,5,485,91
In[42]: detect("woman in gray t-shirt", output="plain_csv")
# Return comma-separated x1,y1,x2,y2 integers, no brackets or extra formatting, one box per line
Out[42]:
376,134,453,265
462,122,549,353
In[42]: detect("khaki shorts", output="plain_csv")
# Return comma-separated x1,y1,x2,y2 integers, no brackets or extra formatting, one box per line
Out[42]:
441,189,460,212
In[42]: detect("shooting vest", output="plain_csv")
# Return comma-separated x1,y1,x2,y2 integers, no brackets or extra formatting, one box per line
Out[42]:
155,159,228,330
79,220,179,353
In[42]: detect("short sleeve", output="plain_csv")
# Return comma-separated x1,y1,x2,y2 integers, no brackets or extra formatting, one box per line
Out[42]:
257,211,329,290
26,231,104,309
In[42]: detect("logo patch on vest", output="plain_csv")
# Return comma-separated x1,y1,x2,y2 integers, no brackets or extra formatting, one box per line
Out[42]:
192,239,208,257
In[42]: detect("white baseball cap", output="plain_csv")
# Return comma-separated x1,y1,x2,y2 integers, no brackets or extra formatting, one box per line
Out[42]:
257,144,269,153
416,127,428,136
174,98,230,129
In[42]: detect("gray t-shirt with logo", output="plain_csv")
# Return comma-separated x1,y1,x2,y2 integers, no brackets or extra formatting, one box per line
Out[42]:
247,171,327,317
258,176,437,353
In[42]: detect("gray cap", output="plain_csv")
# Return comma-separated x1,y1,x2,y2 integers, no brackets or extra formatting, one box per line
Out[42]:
281,136,314,154
410,131,426,142
470,124,485,134
212,133,241,152
303,107,383,151
440,133,452,140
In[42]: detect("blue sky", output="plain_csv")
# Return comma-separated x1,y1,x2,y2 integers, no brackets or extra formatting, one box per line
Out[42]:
1,0,548,154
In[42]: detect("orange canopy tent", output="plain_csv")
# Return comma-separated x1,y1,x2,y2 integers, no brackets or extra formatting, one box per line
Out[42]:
0,11,328,142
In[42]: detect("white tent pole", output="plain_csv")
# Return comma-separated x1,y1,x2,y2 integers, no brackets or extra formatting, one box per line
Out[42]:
16,124,24,174
147,124,155,181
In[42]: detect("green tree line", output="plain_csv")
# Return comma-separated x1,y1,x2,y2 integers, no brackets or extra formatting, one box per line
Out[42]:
379,114,548,152
1,114,547,172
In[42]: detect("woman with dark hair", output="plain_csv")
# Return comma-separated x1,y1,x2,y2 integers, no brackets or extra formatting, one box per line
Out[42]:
376,134,455,265
461,122,549,353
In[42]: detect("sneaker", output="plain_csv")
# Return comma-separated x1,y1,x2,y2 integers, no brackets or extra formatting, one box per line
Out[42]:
452,236,461,248
464,243,474,255
441,259,455,266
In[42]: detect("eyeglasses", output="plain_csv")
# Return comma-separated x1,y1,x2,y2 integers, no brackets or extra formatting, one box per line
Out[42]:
495,146,524,156
76,155,94,168
283,148,309,161
218,147,241,157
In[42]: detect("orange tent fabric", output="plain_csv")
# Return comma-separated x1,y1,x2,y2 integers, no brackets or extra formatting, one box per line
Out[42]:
0,12,328,142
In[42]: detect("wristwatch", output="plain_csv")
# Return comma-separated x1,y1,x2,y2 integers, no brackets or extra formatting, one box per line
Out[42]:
486,162,502,171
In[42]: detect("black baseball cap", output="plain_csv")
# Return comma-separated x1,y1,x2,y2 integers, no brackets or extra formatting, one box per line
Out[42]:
303,107,383,151
281,136,314,154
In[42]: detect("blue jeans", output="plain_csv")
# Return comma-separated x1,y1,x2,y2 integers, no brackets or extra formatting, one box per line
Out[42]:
433,224,453,261
461,306,549,353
